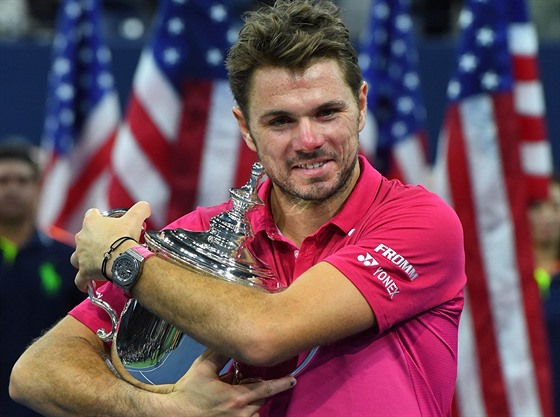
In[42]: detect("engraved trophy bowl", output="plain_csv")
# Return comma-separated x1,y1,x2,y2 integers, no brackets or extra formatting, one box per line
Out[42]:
88,163,318,392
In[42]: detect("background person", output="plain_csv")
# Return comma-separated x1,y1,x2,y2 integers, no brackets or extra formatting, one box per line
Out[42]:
0,139,84,417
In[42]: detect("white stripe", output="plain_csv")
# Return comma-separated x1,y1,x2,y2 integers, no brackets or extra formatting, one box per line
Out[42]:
38,158,73,229
508,23,538,56
514,81,545,116
112,123,169,227
521,140,553,176
134,50,181,142
460,95,542,417
359,112,378,161
455,291,487,417
393,135,428,185
195,81,242,207
64,170,111,233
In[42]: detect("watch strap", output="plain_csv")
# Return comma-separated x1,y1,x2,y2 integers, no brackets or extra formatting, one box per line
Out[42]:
129,245,155,260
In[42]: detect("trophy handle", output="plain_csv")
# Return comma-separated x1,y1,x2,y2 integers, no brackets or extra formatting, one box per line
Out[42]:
87,281,118,342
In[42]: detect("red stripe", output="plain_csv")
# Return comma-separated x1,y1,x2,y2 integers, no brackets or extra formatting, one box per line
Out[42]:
493,94,555,417
126,94,171,182
53,130,117,228
166,80,213,224
446,104,511,415
511,55,539,81
517,114,547,142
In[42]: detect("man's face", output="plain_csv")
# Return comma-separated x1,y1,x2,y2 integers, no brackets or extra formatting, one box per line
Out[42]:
234,59,367,205
0,160,38,225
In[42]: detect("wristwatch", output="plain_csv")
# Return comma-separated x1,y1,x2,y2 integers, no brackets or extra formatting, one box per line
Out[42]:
111,245,154,295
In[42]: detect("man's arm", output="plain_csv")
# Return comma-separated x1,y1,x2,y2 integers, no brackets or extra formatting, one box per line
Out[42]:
72,202,376,367
9,315,296,417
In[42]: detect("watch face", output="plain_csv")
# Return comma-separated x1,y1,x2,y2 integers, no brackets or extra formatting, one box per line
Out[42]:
113,253,141,287
116,257,137,281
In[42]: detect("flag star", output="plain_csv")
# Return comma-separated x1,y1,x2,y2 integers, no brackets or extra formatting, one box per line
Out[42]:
447,79,461,99
404,72,419,89
476,27,495,46
395,14,412,32
392,121,407,138
65,1,82,19
210,4,227,23
98,72,114,89
226,27,239,45
206,48,223,66
60,108,75,125
458,9,473,29
97,46,111,63
53,58,71,75
163,47,180,65
359,53,372,71
459,53,478,72
398,96,414,114
56,83,75,101
168,17,184,34
374,3,390,20
481,71,499,90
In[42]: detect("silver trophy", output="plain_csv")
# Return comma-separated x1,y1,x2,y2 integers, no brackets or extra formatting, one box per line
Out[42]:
88,163,317,392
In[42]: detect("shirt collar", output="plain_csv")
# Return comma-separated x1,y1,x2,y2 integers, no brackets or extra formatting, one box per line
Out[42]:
249,156,382,238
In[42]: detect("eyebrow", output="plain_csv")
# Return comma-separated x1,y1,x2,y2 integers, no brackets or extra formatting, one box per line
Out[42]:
257,100,347,123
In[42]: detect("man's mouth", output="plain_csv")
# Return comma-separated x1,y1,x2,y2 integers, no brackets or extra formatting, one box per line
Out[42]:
296,161,326,169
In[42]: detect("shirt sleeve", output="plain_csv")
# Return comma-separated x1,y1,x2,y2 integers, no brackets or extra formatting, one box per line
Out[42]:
324,188,466,334
68,282,128,337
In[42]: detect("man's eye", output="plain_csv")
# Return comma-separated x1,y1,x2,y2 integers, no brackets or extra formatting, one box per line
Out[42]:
270,117,290,126
317,109,337,118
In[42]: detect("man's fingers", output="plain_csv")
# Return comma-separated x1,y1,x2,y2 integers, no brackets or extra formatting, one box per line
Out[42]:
243,376,296,402
125,201,151,226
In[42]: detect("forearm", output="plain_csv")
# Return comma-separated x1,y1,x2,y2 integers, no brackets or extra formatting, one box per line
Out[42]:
9,316,161,417
133,258,282,365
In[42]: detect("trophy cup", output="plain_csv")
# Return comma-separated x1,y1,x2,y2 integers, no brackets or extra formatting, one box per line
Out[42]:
88,162,318,392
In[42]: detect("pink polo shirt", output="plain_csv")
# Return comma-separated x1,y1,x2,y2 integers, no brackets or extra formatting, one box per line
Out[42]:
70,156,465,416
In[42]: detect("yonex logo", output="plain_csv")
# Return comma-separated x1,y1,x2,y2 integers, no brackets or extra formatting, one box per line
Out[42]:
357,253,379,267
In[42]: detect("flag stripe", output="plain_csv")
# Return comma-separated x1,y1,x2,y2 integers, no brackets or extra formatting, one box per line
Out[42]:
195,80,243,208
441,104,511,416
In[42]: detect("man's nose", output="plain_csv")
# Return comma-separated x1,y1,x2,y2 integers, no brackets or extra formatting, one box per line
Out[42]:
293,119,325,152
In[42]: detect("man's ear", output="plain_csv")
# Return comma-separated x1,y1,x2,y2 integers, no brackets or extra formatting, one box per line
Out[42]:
232,107,257,152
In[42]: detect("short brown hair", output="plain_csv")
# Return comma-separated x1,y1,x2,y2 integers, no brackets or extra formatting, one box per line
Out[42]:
226,0,363,119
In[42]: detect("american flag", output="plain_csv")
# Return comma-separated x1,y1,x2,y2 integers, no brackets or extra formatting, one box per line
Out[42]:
107,0,253,230
432,0,554,416
358,0,429,185
38,0,120,234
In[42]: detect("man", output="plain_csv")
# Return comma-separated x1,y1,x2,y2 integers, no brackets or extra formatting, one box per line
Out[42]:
0,140,84,417
10,1,466,416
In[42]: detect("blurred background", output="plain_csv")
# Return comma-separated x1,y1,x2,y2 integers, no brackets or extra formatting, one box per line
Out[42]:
0,0,558,168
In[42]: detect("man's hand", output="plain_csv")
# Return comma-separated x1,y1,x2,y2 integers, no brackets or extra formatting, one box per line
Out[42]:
71,201,151,292
166,349,296,417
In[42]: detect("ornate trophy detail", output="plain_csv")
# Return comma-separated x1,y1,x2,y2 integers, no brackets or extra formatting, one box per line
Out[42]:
88,162,317,392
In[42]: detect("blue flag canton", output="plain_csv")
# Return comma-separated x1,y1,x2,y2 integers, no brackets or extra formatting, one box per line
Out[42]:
150,0,241,88
446,0,515,102
43,0,115,155
359,0,426,149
